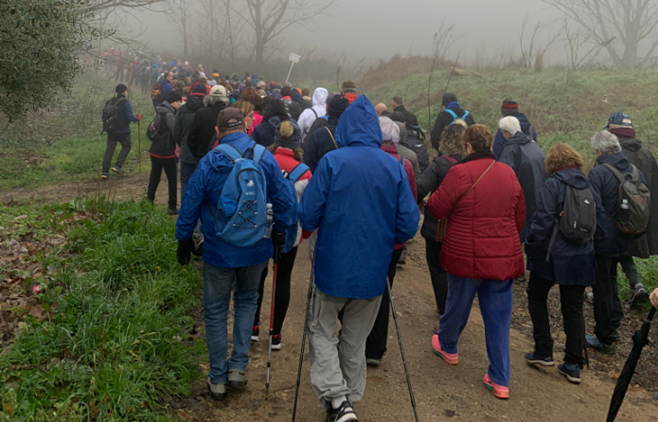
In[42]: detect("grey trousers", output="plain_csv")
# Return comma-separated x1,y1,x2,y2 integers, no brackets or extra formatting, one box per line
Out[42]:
308,287,382,407
102,132,131,174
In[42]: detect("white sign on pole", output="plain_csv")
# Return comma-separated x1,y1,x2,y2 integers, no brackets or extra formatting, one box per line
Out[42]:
289,53,301,63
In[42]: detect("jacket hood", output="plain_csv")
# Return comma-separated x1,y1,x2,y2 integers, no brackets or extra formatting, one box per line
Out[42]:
335,95,382,148
185,96,205,112
619,137,643,152
206,132,251,171
553,168,590,189
506,131,533,146
291,89,304,103
312,88,328,108
515,112,532,132
156,101,176,114
596,151,631,171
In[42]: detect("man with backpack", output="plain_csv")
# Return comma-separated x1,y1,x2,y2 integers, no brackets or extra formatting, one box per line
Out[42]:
152,72,173,109
391,96,419,130
101,84,140,179
303,94,350,173
493,99,537,159
175,108,294,401
146,92,182,215
430,93,475,151
606,112,658,305
587,131,650,354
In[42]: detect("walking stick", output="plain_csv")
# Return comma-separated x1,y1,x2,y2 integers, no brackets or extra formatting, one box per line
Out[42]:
387,278,420,422
137,119,142,173
266,243,282,389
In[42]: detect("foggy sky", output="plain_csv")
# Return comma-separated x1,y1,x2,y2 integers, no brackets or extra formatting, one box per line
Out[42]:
126,0,562,62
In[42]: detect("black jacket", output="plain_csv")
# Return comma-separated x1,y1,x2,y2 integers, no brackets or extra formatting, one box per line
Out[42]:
416,153,461,239
173,96,205,164
393,105,419,129
498,132,548,242
619,136,658,257
148,101,177,157
525,168,600,286
303,117,328,150
430,107,475,150
188,102,225,160
252,116,282,148
304,117,339,173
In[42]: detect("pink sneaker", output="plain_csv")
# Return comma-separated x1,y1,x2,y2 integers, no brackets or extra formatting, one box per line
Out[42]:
483,374,509,399
432,334,459,365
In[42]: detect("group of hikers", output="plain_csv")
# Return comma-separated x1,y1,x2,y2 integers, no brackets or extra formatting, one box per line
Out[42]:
100,63,658,421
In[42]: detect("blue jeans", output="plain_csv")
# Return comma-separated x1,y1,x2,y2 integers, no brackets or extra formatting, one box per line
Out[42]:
180,161,197,205
203,261,267,384
438,275,514,387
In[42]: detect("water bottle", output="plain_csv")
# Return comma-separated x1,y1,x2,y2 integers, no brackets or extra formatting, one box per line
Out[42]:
264,204,273,239
619,199,630,225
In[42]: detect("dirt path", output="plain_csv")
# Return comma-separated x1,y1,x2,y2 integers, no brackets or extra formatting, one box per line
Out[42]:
3,174,657,421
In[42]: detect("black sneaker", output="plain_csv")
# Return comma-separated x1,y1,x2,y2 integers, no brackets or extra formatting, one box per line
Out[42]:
326,400,358,422
168,208,178,215
629,283,649,305
558,363,581,384
525,352,555,367
251,325,259,342
271,334,282,350
111,167,125,176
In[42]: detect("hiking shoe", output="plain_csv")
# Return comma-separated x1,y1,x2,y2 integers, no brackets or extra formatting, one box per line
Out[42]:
525,352,555,367
206,377,226,400
584,291,594,304
271,334,282,351
558,363,581,384
515,273,527,283
432,334,459,365
167,208,178,215
251,325,259,342
326,400,358,422
227,369,247,389
629,283,649,305
111,167,125,176
366,358,381,367
193,237,204,256
398,249,407,266
586,334,615,354
483,374,509,399
101,173,109,179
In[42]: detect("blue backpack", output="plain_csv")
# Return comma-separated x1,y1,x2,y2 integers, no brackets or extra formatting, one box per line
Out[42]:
213,143,269,247
445,109,469,124
282,163,309,253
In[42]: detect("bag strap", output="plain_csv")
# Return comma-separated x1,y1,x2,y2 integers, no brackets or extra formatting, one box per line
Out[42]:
602,163,629,184
400,156,405,167
444,109,458,121
453,159,496,209
311,108,318,119
462,110,470,120
252,144,267,165
442,156,458,164
288,163,310,182
217,143,243,162
325,127,338,149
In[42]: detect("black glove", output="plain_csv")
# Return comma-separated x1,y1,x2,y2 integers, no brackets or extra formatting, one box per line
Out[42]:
177,238,195,266
272,231,286,263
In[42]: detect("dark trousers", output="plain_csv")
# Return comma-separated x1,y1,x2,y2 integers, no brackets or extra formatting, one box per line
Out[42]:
619,255,640,285
180,161,197,205
365,248,404,360
527,273,586,366
425,237,448,315
102,132,131,174
593,255,623,344
147,156,177,208
254,246,298,336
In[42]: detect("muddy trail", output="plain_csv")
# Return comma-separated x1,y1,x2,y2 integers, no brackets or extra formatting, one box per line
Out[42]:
3,173,658,421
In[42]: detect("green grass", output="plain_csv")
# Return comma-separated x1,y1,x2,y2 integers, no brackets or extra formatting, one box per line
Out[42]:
0,199,203,421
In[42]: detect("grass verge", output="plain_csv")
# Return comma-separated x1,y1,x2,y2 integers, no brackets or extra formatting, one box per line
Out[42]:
0,199,202,421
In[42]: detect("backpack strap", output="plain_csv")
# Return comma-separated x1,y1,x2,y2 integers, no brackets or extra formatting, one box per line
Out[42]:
216,143,243,162
444,109,458,121
325,127,338,149
602,163,630,183
288,163,310,183
462,110,470,120
252,144,267,165
399,156,405,168
442,156,458,164
311,108,318,119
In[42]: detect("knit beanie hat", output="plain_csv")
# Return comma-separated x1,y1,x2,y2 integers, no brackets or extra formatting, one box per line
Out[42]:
442,93,457,107
341,80,357,91
327,95,350,118
166,92,182,103
191,83,207,96
115,84,128,94
275,121,303,150
501,98,518,116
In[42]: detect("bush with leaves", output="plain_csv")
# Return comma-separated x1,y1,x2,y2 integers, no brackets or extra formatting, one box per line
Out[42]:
0,0,95,121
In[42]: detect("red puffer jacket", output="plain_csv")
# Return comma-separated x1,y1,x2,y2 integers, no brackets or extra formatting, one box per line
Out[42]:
427,151,526,281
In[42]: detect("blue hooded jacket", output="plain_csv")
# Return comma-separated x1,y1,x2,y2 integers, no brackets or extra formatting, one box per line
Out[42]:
298,96,420,299
494,113,537,159
175,132,294,268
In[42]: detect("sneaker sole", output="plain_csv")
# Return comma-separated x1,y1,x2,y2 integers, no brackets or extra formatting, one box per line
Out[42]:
111,168,124,175
525,358,555,367
207,384,226,401
251,336,259,342
558,368,581,384
227,380,247,389
271,343,282,351
433,349,459,365
483,381,509,399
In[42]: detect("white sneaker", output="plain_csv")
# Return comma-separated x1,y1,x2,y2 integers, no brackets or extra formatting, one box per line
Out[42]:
207,377,226,400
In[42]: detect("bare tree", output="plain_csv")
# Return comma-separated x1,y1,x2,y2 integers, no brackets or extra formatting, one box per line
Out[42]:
541,0,658,67
519,17,561,68
563,20,604,70
166,0,193,57
241,0,334,72
80,0,165,14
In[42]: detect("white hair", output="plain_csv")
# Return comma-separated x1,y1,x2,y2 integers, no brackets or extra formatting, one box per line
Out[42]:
498,116,521,135
591,130,621,155
379,116,400,144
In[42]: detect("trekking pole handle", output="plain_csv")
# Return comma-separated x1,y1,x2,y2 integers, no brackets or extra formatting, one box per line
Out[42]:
648,307,656,322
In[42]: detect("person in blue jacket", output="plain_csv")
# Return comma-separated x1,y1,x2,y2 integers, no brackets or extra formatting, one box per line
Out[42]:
298,95,419,422
524,143,605,385
101,84,140,179
493,99,537,159
175,108,294,401
586,130,647,354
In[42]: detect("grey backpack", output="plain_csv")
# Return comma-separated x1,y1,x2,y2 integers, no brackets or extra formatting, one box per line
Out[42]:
602,163,650,235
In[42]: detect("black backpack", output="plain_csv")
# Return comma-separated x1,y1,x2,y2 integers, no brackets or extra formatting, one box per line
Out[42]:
602,163,651,235
151,81,165,104
146,112,169,142
545,183,597,262
101,97,127,134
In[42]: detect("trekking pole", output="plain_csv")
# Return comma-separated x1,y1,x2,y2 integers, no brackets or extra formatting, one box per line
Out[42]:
386,278,420,422
292,246,316,421
137,120,142,173
266,243,282,389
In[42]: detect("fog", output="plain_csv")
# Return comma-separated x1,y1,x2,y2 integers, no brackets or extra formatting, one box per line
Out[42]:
123,0,562,63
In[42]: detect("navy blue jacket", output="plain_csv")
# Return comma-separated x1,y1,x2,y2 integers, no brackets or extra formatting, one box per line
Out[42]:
303,116,339,173
175,132,294,268
493,113,536,159
589,152,647,257
298,96,419,300
109,93,138,134
525,168,602,286
252,116,282,148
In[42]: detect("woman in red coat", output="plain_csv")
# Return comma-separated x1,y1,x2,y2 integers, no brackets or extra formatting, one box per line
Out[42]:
426,124,525,400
